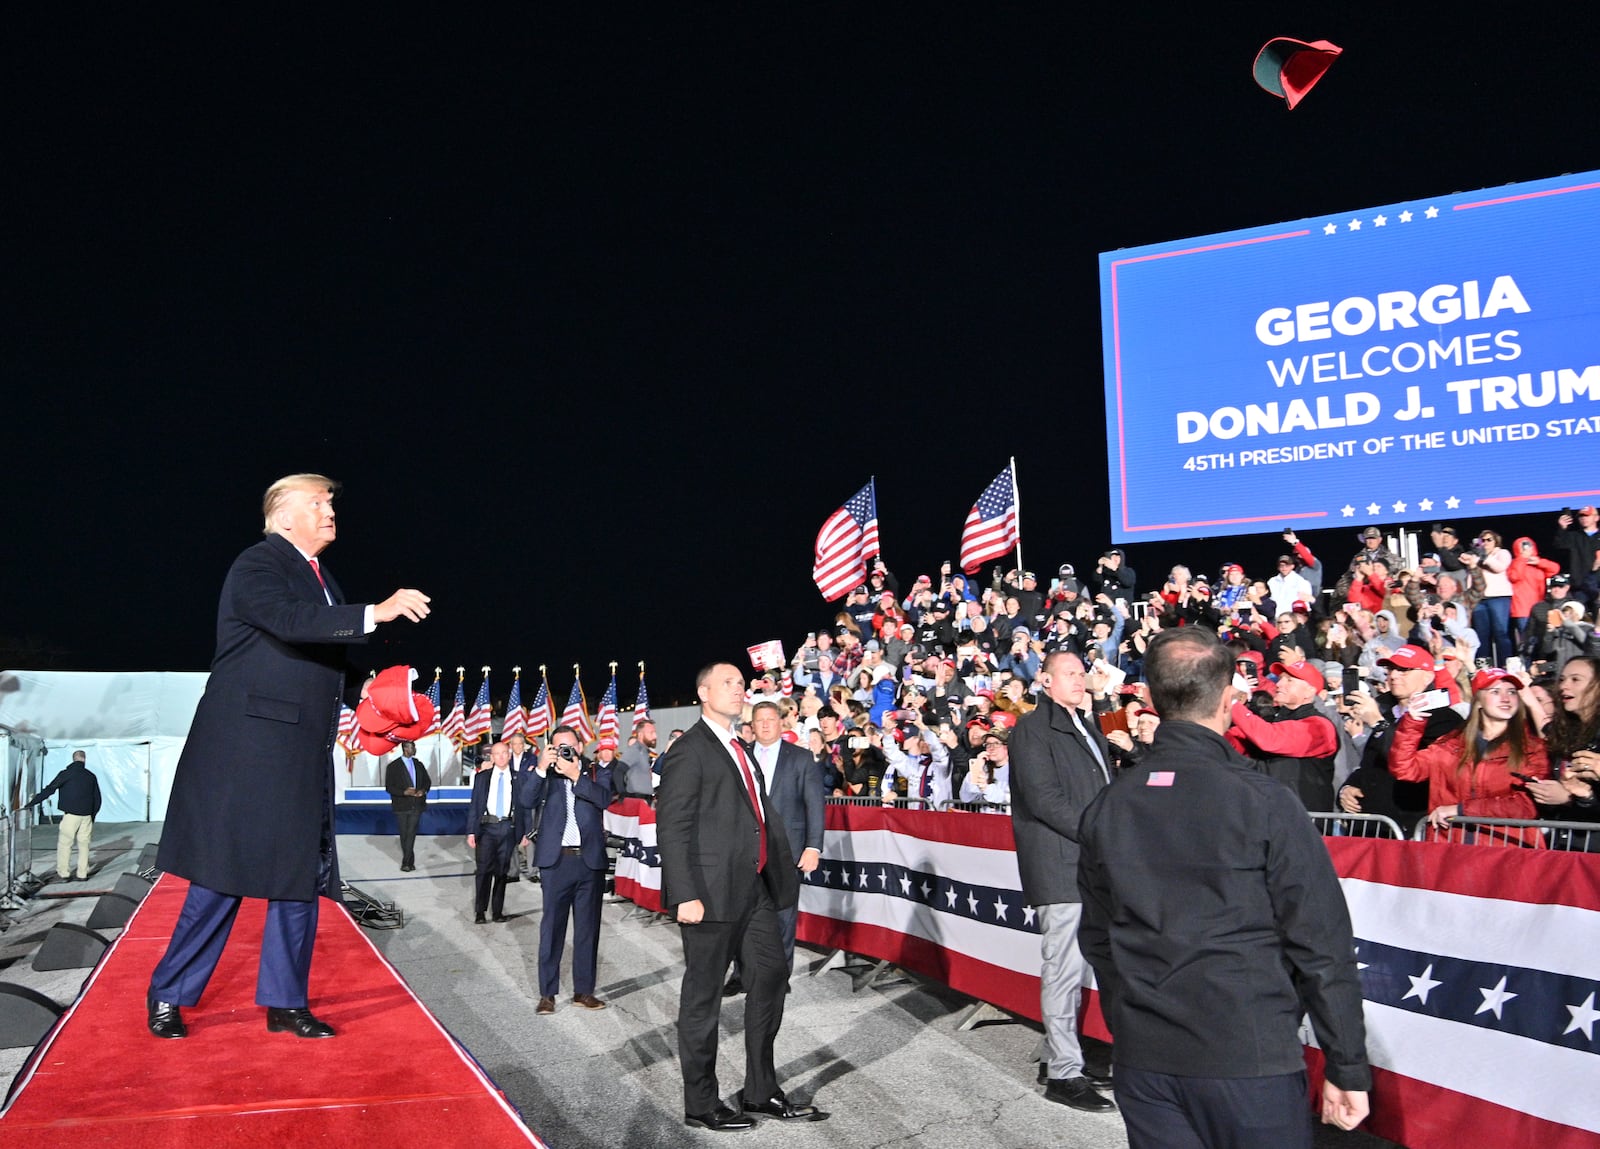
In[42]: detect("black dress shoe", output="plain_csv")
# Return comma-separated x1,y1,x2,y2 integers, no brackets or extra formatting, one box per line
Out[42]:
1043,1076,1116,1112
722,975,744,997
147,998,187,1039
743,1095,828,1121
265,1007,336,1038
684,1105,755,1132
400,864,414,872
492,914,508,923
474,912,487,924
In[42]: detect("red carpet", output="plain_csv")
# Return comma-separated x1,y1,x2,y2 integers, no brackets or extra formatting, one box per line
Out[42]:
0,876,545,1148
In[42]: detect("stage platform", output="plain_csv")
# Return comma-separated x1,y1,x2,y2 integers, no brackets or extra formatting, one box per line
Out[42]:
0,872,543,1148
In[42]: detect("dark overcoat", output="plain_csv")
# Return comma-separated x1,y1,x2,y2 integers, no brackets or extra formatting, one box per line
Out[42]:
156,532,367,900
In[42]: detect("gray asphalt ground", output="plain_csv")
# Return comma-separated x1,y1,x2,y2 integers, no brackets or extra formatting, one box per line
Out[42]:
2,823,1399,1148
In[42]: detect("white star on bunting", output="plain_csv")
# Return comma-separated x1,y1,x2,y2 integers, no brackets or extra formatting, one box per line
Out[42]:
1565,992,1600,1040
1022,905,1037,927
1475,975,1518,1020
966,891,980,916
898,874,912,895
945,887,958,908
993,897,1009,921
1402,963,1442,1005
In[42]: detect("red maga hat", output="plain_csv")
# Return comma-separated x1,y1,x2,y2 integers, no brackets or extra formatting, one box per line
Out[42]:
1270,660,1325,690
354,666,436,753
1253,37,1342,110
1471,667,1526,694
1379,645,1436,673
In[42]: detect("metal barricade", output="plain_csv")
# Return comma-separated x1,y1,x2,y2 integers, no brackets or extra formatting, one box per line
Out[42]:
944,801,1012,815
1410,815,1599,851
1307,811,1404,839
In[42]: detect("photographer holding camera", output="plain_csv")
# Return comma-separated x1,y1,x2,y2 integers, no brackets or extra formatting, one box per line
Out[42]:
519,725,618,1015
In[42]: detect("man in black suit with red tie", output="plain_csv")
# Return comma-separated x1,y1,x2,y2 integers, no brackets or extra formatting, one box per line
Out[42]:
147,474,430,1040
656,663,823,1131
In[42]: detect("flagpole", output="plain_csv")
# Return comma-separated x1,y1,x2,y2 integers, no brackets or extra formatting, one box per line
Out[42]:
871,474,880,560
430,666,442,781
1010,455,1023,573
539,664,550,748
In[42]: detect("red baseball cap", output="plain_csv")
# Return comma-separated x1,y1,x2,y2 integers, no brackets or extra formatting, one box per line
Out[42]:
1379,645,1436,673
596,736,619,752
1471,667,1525,693
1290,600,1311,614
1270,660,1325,690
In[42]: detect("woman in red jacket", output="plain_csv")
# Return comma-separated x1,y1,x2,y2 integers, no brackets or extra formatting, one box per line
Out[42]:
1388,666,1550,845
1506,536,1561,650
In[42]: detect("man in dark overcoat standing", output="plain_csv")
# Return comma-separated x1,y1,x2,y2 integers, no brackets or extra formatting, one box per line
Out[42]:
146,473,430,1040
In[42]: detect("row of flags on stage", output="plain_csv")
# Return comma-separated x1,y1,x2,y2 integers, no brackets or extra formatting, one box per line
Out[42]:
811,461,1021,601
335,665,653,759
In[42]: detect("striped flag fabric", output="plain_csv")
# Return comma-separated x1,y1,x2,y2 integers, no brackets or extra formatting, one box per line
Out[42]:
425,674,442,735
462,674,493,744
560,676,595,743
595,673,619,740
501,674,526,740
526,675,555,737
958,465,1019,574
812,479,880,601
441,678,467,746
781,669,793,698
336,705,361,760
631,673,652,731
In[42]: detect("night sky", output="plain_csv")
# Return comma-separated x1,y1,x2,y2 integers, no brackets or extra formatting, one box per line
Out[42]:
7,8,1598,705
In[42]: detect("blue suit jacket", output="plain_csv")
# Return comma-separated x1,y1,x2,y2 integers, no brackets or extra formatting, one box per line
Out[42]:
518,760,616,870
468,768,525,840
754,738,825,864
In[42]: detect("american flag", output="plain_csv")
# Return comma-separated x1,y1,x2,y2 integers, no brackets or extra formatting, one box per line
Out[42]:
560,675,595,743
501,674,526,740
959,464,1019,574
527,675,556,737
462,674,493,744
812,479,880,601
441,677,467,746
336,704,361,760
596,672,619,740
425,674,442,735
631,673,653,731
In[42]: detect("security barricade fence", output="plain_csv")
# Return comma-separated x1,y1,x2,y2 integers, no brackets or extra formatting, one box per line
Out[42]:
1307,812,1404,839
1409,815,1599,852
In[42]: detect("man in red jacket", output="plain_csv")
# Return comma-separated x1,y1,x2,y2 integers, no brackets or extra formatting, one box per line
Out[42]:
1227,660,1340,811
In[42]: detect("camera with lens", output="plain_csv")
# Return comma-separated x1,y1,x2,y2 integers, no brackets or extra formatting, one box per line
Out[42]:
555,745,576,761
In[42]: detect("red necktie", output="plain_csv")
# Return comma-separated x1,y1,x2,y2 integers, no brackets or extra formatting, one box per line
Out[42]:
309,558,328,589
729,738,767,872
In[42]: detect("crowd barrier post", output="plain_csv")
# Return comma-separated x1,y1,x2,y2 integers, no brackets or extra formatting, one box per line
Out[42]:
1307,811,1403,839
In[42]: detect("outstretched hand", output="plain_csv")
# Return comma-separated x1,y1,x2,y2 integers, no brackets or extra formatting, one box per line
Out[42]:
375,589,431,623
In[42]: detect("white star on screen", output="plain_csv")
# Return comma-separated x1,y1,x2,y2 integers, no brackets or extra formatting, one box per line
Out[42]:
1425,205,1439,218
1021,905,1037,927
1475,975,1518,1020
1392,500,1407,513
1366,502,1381,515
1402,963,1443,1005
1374,215,1387,227
1418,498,1434,511
1399,209,1414,223
1445,496,1461,509
1341,505,1355,517
1323,222,1338,235
898,874,912,895
1348,218,1362,231
966,891,980,916
993,897,1009,922
945,887,958,908
1565,992,1600,1040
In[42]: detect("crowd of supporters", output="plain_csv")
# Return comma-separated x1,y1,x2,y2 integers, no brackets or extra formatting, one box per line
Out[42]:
715,508,1600,846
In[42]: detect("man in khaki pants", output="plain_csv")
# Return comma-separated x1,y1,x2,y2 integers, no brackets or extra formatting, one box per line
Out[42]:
24,750,103,881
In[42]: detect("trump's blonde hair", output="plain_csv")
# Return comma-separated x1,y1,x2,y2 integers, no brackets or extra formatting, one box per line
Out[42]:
262,473,340,535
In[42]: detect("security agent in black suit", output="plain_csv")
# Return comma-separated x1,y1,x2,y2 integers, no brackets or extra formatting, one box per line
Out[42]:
725,700,824,994
518,725,617,1014
656,663,824,1131
505,731,539,873
384,740,431,871
147,473,430,1041
467,741,522,923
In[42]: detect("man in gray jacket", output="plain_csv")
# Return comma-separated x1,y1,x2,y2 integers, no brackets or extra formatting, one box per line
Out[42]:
1008,651,1114,1112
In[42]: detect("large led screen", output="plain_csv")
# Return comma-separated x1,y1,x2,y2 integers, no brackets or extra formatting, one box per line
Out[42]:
1100,170,1600,543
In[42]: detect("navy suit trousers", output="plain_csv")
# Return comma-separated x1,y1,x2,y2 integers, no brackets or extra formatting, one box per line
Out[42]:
538,851,604,997
148,882,320,1009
